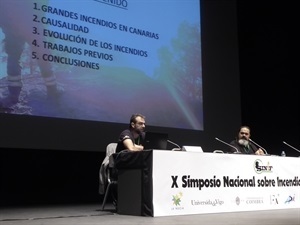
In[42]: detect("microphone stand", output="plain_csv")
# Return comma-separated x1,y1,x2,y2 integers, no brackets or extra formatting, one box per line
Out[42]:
215,137,240,153
167,140,181,151
283,141,300,153
249,139,268,155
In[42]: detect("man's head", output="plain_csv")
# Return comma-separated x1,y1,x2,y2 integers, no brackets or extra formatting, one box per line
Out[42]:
237,126,251,146
129,113,146,134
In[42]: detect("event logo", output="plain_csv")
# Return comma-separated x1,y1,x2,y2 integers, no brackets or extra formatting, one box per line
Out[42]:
172,192,183,206
253,159,273,174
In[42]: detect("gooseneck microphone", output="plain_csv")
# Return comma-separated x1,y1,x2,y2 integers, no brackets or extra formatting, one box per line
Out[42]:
215,137,240,153
167,139,181,151
283,141,300,153
249,139,268,155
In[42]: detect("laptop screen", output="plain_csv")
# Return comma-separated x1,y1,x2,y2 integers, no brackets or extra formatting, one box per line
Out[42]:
143,132,168,150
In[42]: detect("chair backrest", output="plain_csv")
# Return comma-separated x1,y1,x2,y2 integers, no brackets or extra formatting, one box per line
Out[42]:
106,143,117,157
99,143,117,196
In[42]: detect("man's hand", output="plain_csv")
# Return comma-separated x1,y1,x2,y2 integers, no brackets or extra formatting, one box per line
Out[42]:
255,148,265,155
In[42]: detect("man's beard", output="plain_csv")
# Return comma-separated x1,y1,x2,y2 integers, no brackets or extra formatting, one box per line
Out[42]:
238,138,249,147
135,127,145,134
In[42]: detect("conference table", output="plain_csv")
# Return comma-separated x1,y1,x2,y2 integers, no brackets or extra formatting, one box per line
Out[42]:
114,150,300,217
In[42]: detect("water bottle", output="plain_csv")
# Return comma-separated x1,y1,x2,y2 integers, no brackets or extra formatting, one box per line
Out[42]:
281,150,286,157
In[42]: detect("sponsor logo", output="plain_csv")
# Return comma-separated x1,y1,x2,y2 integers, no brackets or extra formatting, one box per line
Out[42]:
171,192,184,210
191,199,224,206
246,197,264,204
235,196,264,205
172,192,183,206
236,196,241,205
270,194,279,205
285,195,295,204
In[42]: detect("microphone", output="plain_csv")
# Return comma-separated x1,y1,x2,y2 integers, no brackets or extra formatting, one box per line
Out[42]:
215,137,240,153
167,139,181,151
249,139,268,155
283,141,300,153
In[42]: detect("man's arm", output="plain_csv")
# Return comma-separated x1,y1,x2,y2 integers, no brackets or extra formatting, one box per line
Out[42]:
123,136,144,151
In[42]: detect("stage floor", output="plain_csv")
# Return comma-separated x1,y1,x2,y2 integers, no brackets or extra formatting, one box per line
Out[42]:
0,203,299,225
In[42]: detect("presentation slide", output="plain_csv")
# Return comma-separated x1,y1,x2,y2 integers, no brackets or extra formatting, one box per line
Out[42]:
0,0,203,130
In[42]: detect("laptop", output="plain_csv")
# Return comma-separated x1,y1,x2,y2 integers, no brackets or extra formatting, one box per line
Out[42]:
143,131,168,150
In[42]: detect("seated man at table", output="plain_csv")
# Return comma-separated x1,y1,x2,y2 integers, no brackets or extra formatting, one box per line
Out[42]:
116,113,146,153
107,114,145,208
229,126,265,155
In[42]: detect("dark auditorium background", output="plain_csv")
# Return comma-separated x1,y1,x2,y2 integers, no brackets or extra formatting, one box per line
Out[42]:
0,1,298,206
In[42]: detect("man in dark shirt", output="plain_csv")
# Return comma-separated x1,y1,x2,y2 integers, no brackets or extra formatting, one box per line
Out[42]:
229,126,265,155
116,113,146,153
107,114,146,208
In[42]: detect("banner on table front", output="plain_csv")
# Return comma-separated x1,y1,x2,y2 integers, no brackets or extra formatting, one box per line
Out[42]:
152,151,300,217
